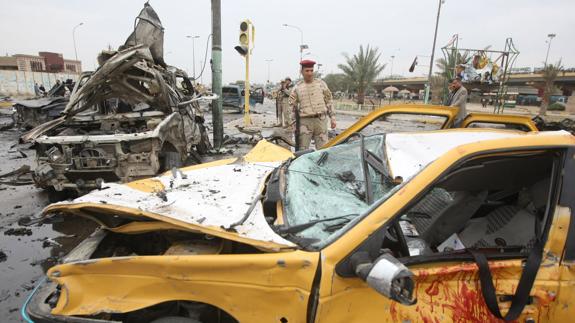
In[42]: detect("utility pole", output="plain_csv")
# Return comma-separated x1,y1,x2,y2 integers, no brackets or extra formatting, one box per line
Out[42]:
544,33,556,66
186,35,200,78
424,0,444,104
211,0,223,149
390,55,395,77
73,22,84,62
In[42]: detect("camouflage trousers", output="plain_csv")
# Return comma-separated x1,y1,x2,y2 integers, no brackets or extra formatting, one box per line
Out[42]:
296,114,328,150
279,100,292,127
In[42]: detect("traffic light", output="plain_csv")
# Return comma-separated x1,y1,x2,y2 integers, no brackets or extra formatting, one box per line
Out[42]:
234,20,255,125
239,21,249,45
235,20,253,56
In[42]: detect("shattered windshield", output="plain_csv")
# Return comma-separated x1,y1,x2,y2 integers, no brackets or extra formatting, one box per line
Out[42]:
283,134,402,249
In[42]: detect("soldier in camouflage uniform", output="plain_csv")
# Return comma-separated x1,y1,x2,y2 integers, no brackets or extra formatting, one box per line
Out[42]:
289,60,336,150
278,77,293,127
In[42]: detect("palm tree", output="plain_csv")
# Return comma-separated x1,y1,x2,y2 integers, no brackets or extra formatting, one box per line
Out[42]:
539,60,563,115
337,45,386,104
435,49,471,79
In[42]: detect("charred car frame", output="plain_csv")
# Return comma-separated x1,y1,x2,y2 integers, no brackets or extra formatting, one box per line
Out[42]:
20,4,212,198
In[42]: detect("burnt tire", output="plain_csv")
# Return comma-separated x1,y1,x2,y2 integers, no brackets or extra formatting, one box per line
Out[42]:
151,317,202,323
160,151,183,172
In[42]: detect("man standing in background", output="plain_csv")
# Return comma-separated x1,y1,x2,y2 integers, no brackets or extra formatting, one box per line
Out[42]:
34,83,40,97
277,77,293,127
289,60,336,150
446,77,468,126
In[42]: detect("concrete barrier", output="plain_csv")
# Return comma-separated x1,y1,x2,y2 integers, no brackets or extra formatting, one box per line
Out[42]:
0,70,79,96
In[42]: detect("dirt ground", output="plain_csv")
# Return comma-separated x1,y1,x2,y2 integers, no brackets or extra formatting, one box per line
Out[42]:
0,100,360,322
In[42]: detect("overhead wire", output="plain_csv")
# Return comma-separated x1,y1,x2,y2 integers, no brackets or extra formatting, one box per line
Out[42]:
193,34,212,82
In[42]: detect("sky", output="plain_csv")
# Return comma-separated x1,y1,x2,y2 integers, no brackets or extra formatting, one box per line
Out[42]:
1,0,574,85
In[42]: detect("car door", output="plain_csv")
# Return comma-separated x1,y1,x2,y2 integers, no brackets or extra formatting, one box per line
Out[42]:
549,147,575,321
325,105,458,147
313,145,565,322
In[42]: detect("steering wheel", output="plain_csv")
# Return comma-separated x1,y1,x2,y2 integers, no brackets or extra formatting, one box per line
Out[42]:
384,222,410,257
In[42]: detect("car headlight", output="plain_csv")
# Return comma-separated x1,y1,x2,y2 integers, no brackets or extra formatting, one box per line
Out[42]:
46,146,64,163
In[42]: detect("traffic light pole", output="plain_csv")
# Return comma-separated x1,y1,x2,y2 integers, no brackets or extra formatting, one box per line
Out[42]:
244,48,251,125
211,0,223,149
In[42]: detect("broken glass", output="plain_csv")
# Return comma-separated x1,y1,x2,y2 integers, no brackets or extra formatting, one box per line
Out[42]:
283,134,399,248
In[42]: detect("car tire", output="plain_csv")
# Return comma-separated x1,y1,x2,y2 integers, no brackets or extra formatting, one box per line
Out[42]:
160,151,183,172
151,317,202,323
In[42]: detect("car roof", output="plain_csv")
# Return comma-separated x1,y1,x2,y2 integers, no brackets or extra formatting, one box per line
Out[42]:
385,129,571,181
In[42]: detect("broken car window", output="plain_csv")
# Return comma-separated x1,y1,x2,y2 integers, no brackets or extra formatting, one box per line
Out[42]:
389,151,555,259
360,113,447,136
466,121,531,132
283,134,399,248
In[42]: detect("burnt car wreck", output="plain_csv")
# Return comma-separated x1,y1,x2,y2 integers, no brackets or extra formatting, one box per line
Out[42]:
12,80,75,129
20,4,212,198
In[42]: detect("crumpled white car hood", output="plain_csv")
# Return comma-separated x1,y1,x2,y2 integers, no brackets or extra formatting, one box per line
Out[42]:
48,159,297,248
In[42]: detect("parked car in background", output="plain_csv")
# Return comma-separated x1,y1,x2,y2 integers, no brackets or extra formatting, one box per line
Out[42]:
12,80,76,129
221,85,264,112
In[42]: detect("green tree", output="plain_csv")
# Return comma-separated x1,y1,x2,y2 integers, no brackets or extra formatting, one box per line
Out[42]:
337,45,386,104
435,49,471,79
539,60,563,115
322,73,348,93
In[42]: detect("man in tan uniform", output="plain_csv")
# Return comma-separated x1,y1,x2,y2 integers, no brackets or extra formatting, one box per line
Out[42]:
278,77,293,127
289,60,336,150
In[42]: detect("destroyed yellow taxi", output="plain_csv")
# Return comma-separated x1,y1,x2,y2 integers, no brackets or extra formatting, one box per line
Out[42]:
325,104,537,147
25,127,575,322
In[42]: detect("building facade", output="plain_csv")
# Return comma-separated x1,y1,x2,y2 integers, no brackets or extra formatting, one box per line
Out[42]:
0,52,81,73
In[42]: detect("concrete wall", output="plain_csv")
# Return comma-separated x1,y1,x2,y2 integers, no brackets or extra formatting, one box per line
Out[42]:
0,70,79,97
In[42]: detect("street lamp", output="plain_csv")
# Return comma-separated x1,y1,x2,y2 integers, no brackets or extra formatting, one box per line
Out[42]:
389,49,400,77
282,24,306,61
199,60,204,84
283,23,309,80
72,22,84,62
186,35,200,79
265,59,273,83
544,33,556,66
424,0,445,104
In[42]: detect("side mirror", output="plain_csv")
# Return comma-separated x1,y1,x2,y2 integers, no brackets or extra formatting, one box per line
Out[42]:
352,252,416,305
241,90,246,96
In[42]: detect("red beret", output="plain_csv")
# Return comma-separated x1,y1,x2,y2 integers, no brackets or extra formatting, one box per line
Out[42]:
300,59,316,68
